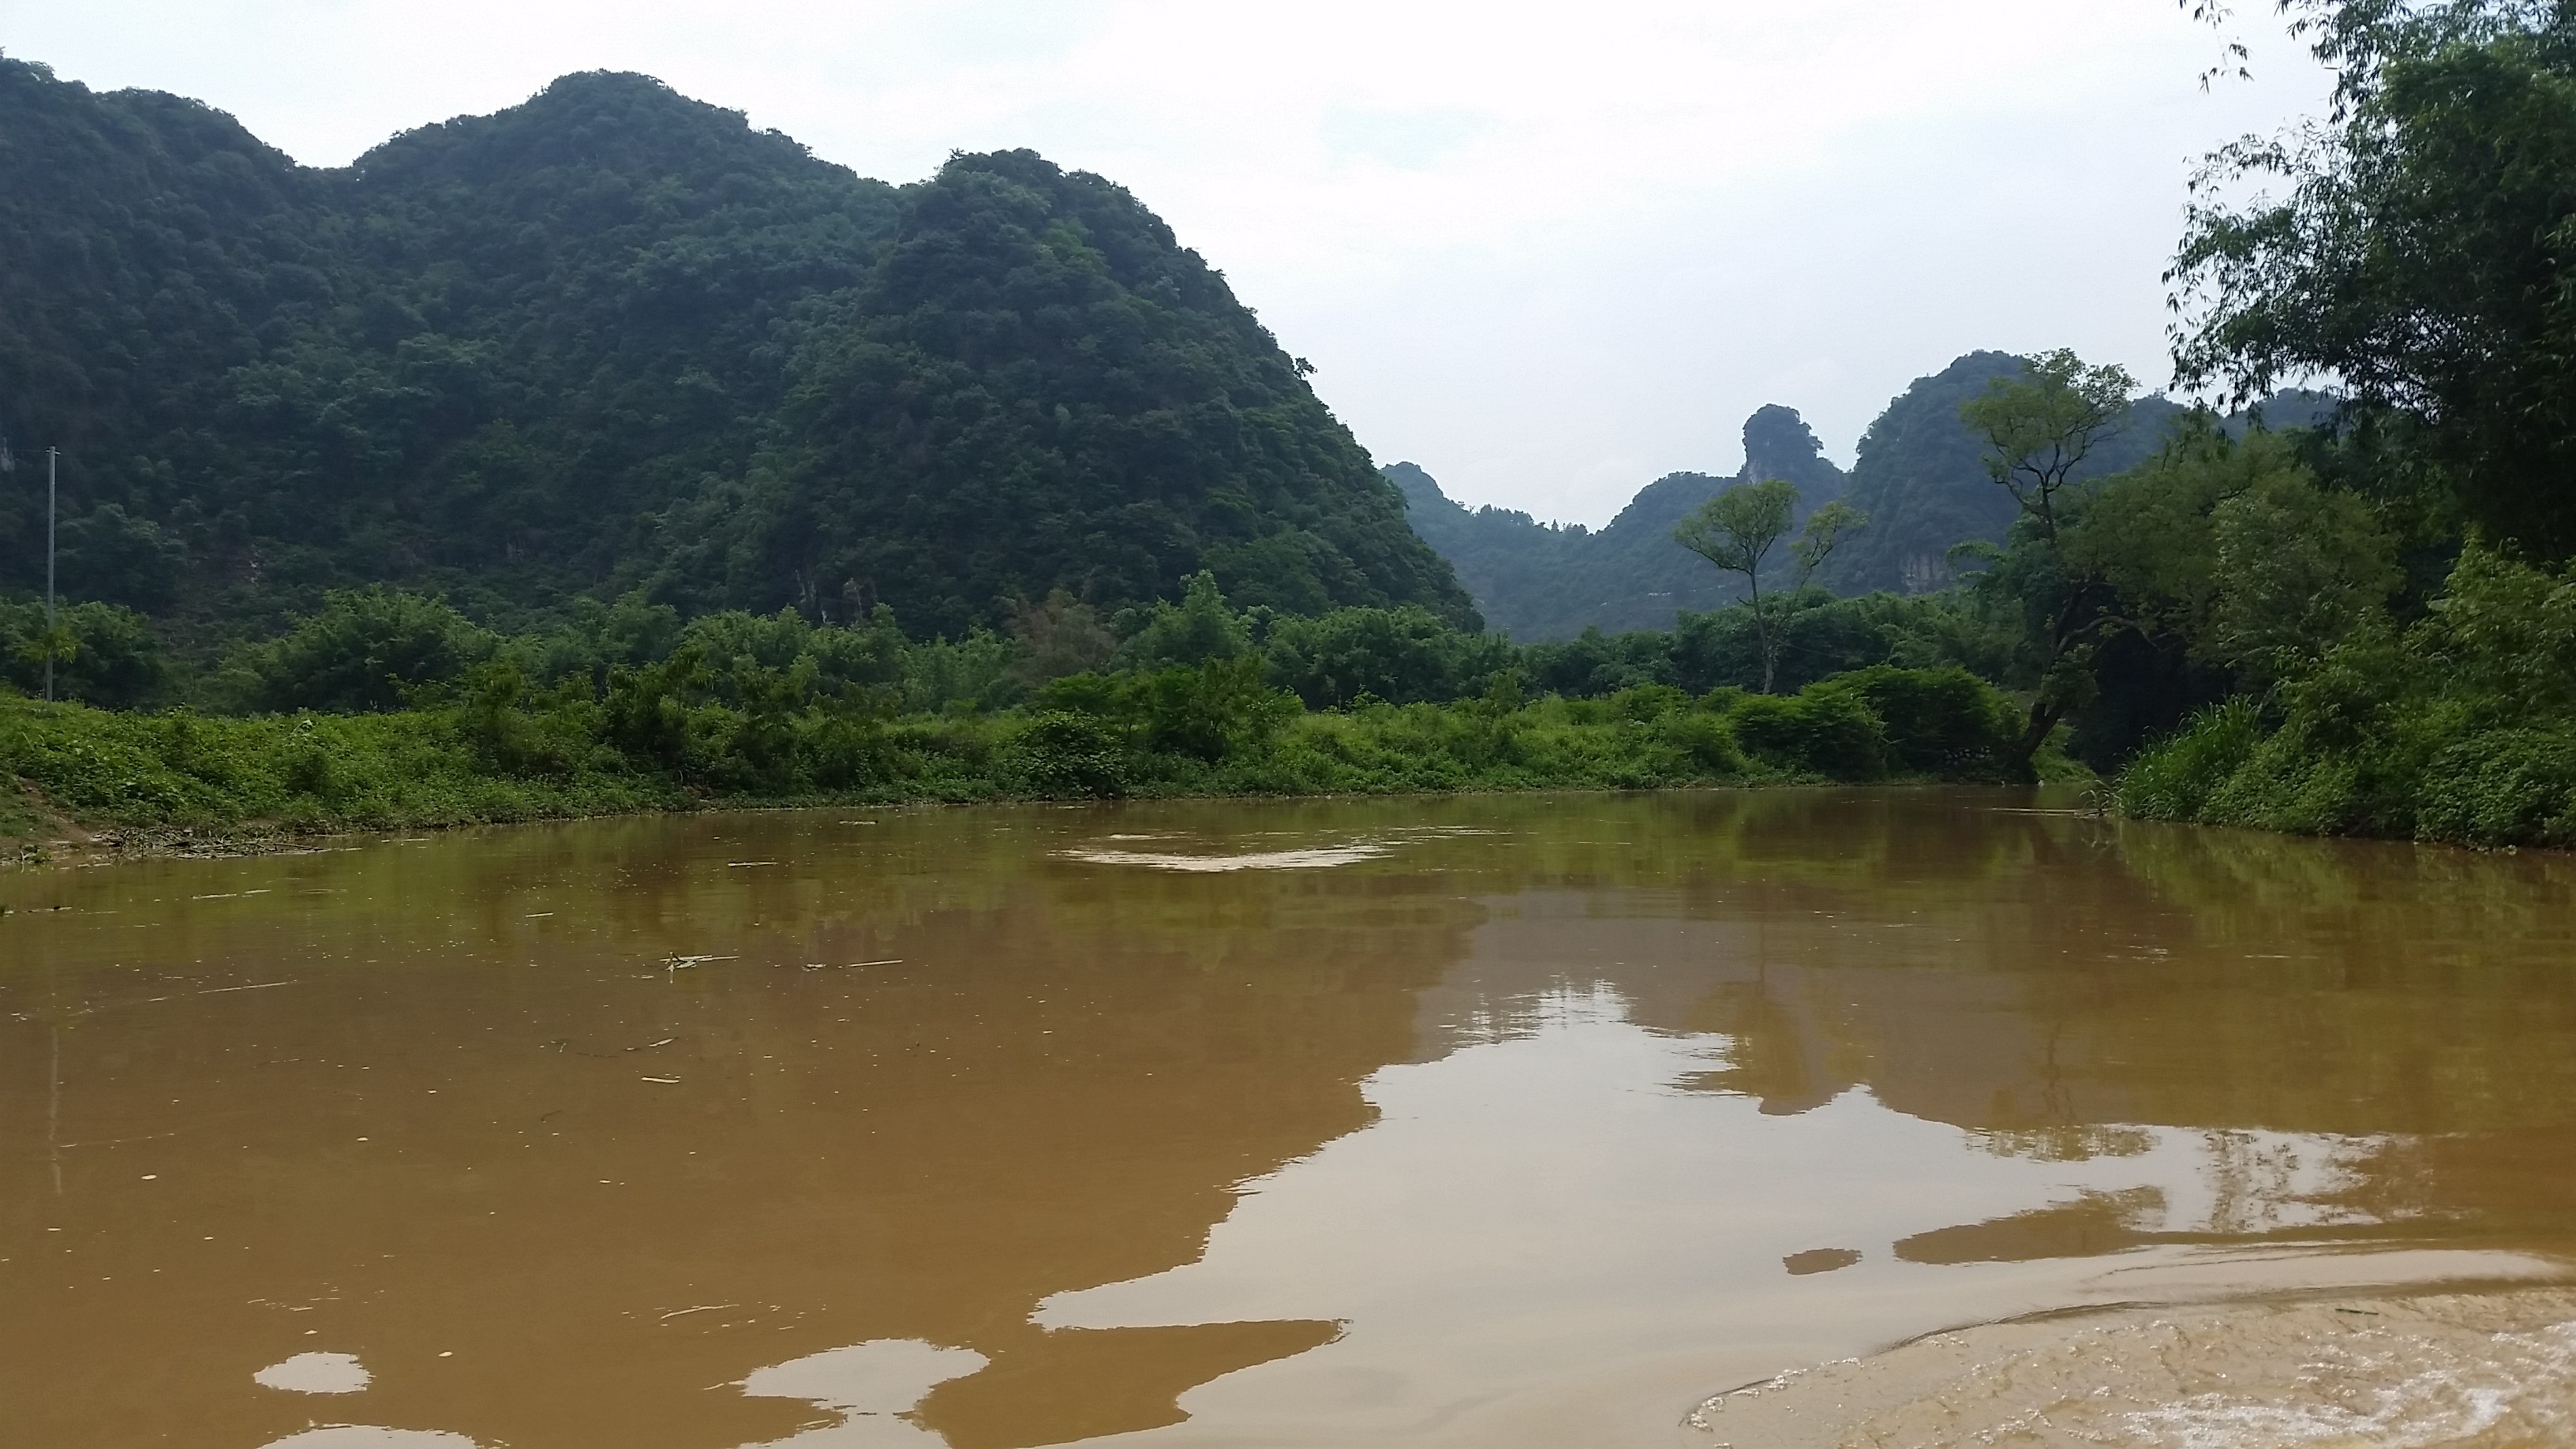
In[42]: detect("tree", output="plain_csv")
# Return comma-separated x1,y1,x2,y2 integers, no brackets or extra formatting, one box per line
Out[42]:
1005,589,1119,691
2069,421,2401,687
2169,0,2576,557
1793,499,1867,583
0,599,167,708
1674,480,1864,693
1958,351,2139,771
226,586,497,713
1960,351,2139,544
14,619,77,702
1114,571,1252,670
1675,480,1795,693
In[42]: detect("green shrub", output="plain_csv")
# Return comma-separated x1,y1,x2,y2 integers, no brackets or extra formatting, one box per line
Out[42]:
2116,701,2262,820
1727,682,1887,780
228,586,496,713
1115,571,1252,670
2413,728,2576,848
1612,683,1690,721
1010,711,1131,797
1263,604,1514,708
1840,665,2020,777
3,659,2027,841
1141,656,1296,763
601,647,706,773
2200,732,2367,837
1652,708,1746,776
0,597,171,709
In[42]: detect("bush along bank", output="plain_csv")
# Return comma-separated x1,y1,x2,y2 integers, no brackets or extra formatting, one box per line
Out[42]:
0,662,2031,844
2116,543,2576,849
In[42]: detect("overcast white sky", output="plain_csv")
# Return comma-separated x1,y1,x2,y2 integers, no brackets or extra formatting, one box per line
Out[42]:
2,2,2331,524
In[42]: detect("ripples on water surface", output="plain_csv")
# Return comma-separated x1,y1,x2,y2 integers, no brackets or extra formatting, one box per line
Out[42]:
3,790,2574,1447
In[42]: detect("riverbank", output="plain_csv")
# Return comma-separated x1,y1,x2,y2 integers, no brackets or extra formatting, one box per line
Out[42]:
1688,1274,2576,1448
2113,544,2576,853
0,662,2038,859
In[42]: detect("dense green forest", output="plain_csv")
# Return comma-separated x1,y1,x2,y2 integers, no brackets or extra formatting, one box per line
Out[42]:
0,58,1471,653
2106,0,2576,848
0,570,2038,846
11,0,2576,853
1826,354,2186,594
1392,365,2203,640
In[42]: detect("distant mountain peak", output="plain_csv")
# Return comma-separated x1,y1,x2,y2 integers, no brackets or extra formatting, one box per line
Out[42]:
1387,370,2236,636
1736,404,1844,501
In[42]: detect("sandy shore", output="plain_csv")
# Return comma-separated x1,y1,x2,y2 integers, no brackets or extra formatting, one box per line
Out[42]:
1686,1281,2576,1448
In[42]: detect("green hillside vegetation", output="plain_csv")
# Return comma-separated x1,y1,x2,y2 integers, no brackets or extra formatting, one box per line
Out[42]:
1820,353,2196,595
0,58,1472,653
1393,362,2260,638
13,0,2576,854
0,568,2033,847
1390,463,1732,638
1389,404,1849,639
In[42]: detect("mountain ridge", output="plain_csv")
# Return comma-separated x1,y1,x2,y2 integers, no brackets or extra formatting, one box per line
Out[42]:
1392,361,2327,640
0,62,1476,642
1391,403,1850,639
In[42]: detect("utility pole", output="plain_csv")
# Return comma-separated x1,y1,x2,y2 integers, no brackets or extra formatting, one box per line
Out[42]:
45,446,58,702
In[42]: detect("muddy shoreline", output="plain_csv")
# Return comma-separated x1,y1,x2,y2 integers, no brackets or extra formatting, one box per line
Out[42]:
1690,1275,2576,1449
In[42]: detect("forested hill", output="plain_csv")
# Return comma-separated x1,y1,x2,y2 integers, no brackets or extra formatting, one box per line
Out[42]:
1396,358,2331,638
1819,358,2338,593
1824,353,2180,593
1392,404,1848,639
0,59,1475,642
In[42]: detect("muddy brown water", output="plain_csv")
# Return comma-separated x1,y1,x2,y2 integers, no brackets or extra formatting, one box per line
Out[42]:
3,789,2574,1447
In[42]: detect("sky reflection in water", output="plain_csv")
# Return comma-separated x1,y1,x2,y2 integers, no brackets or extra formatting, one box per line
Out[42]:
2,790,2572,1447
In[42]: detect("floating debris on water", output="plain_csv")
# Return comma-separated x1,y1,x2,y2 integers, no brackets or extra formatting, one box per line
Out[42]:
253,1351,370,1395
1060,841,1390,871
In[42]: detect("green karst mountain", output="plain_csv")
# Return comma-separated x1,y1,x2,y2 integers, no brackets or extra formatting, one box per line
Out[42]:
1390,404,1848,639
1825,352,2182,595
1390,462,1698,640
0,59,1475,643
1397,359,2218,639
1737,402,1852,504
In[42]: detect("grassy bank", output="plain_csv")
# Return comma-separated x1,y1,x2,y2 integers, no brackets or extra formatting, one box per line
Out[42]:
0,663,2029,853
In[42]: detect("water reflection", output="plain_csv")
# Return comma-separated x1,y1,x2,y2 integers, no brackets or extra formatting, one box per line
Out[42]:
0,791,2570,1447
743,1339,985,1447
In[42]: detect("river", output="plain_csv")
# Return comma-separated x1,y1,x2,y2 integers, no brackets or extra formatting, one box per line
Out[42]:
4,789,2573,1447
